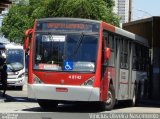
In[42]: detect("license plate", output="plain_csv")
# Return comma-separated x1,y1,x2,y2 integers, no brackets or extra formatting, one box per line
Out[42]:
56,88,68,92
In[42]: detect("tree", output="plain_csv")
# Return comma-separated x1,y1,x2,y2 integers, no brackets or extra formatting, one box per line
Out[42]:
1,0,33,43
1,0,119,44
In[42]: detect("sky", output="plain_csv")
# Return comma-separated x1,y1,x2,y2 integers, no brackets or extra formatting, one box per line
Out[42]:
1,0,160,26
132,0,160,20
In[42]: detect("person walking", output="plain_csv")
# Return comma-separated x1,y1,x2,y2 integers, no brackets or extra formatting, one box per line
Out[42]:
0,53,8,97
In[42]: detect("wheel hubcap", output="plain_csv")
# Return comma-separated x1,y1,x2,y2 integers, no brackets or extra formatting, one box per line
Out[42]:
106,91,112,105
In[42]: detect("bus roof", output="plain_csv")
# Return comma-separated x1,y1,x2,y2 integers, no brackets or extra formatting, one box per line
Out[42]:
0,43,23,49
115,26,148,47
36,17,101,24
36,17,148,47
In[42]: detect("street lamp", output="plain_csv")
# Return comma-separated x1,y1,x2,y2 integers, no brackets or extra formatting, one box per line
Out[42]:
136,9,152,17
128,0,132,22
133,9,152,21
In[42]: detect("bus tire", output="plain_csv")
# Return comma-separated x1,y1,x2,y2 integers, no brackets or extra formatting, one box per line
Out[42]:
128,89,136,106
136,83,141,105
102,84,116,111
129,85,139,107
38,100,58,110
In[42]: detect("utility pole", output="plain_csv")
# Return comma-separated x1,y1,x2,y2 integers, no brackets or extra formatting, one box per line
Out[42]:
128,0,132,22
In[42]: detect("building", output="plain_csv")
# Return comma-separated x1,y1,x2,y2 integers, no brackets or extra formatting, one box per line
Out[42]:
0,0,12,14
113,0,132,23
0,0,26,14
0,36,10,44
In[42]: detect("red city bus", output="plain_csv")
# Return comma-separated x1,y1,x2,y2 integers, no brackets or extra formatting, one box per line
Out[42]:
24,18,149,110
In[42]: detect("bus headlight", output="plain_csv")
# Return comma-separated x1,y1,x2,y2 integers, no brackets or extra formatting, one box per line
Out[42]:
33,74,43,84
81,76,95,87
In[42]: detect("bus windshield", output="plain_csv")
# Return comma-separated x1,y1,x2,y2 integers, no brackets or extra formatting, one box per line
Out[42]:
34,33,98,72
6,49,24,72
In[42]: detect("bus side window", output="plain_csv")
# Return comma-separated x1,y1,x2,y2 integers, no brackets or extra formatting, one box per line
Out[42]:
108,34,115,67
102,30,108,64
141,46,148,71
102,31,115,67
133,43,149,71
120,38,128,69
132,43,136,70
136,44,141,70
142,47,145,70
124,39,129,69
138,45,146,71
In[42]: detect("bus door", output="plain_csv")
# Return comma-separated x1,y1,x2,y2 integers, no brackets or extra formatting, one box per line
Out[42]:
118,38,131,100
101,31,116,101
100,31,109,101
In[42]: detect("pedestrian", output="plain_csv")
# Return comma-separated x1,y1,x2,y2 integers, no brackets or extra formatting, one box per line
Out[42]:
0,53,8,97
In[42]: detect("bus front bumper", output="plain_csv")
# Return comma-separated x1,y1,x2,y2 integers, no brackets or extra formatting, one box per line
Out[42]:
7,77,25,86
28,84,100,101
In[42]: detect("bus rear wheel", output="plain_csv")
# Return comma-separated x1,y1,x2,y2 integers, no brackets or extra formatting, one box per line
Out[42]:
102,84,116,111
128,85,139,107
37,99,58,110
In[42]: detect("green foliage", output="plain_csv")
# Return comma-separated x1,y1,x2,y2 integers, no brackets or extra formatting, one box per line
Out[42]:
1,0,119,44
104,0,115,8
1,0,33,44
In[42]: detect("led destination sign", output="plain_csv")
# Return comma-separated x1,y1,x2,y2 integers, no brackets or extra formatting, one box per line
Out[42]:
36,21,99,32
47,23,89,29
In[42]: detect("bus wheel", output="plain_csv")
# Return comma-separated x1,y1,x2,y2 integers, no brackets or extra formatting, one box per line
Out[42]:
103,84,116,111
38,100,58,110
128,90,136,107
128,86,139,107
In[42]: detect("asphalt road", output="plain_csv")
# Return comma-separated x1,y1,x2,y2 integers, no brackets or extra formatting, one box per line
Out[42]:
0,83,159,119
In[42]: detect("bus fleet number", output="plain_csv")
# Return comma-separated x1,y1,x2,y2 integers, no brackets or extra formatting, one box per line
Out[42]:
69,75,82,80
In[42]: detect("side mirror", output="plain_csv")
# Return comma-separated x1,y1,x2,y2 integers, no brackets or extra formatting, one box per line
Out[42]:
23,29,33,51
23,38,29,50
104,48,110,60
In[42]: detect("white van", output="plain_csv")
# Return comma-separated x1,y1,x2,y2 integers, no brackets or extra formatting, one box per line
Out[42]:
0,43,25,90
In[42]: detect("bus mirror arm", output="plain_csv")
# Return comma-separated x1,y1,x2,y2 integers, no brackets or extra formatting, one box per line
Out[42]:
23,29,33,51
23,38,29,51
104,47,110,60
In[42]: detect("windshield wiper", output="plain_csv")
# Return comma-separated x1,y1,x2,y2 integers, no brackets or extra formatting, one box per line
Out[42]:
71,33,84,59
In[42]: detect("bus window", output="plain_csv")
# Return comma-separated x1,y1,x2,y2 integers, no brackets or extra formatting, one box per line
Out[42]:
120,38,128,69
133,43,146,71
132,43,136,70
135,44,142,71
141,46,149,71
34,33,98,72
124,39,129,69
108,34,115,67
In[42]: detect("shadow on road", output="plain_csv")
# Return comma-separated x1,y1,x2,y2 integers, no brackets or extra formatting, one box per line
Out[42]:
22,101,160,113
0,90,160,113
114,100,160,109
23,103,103,113
0,90,35,103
